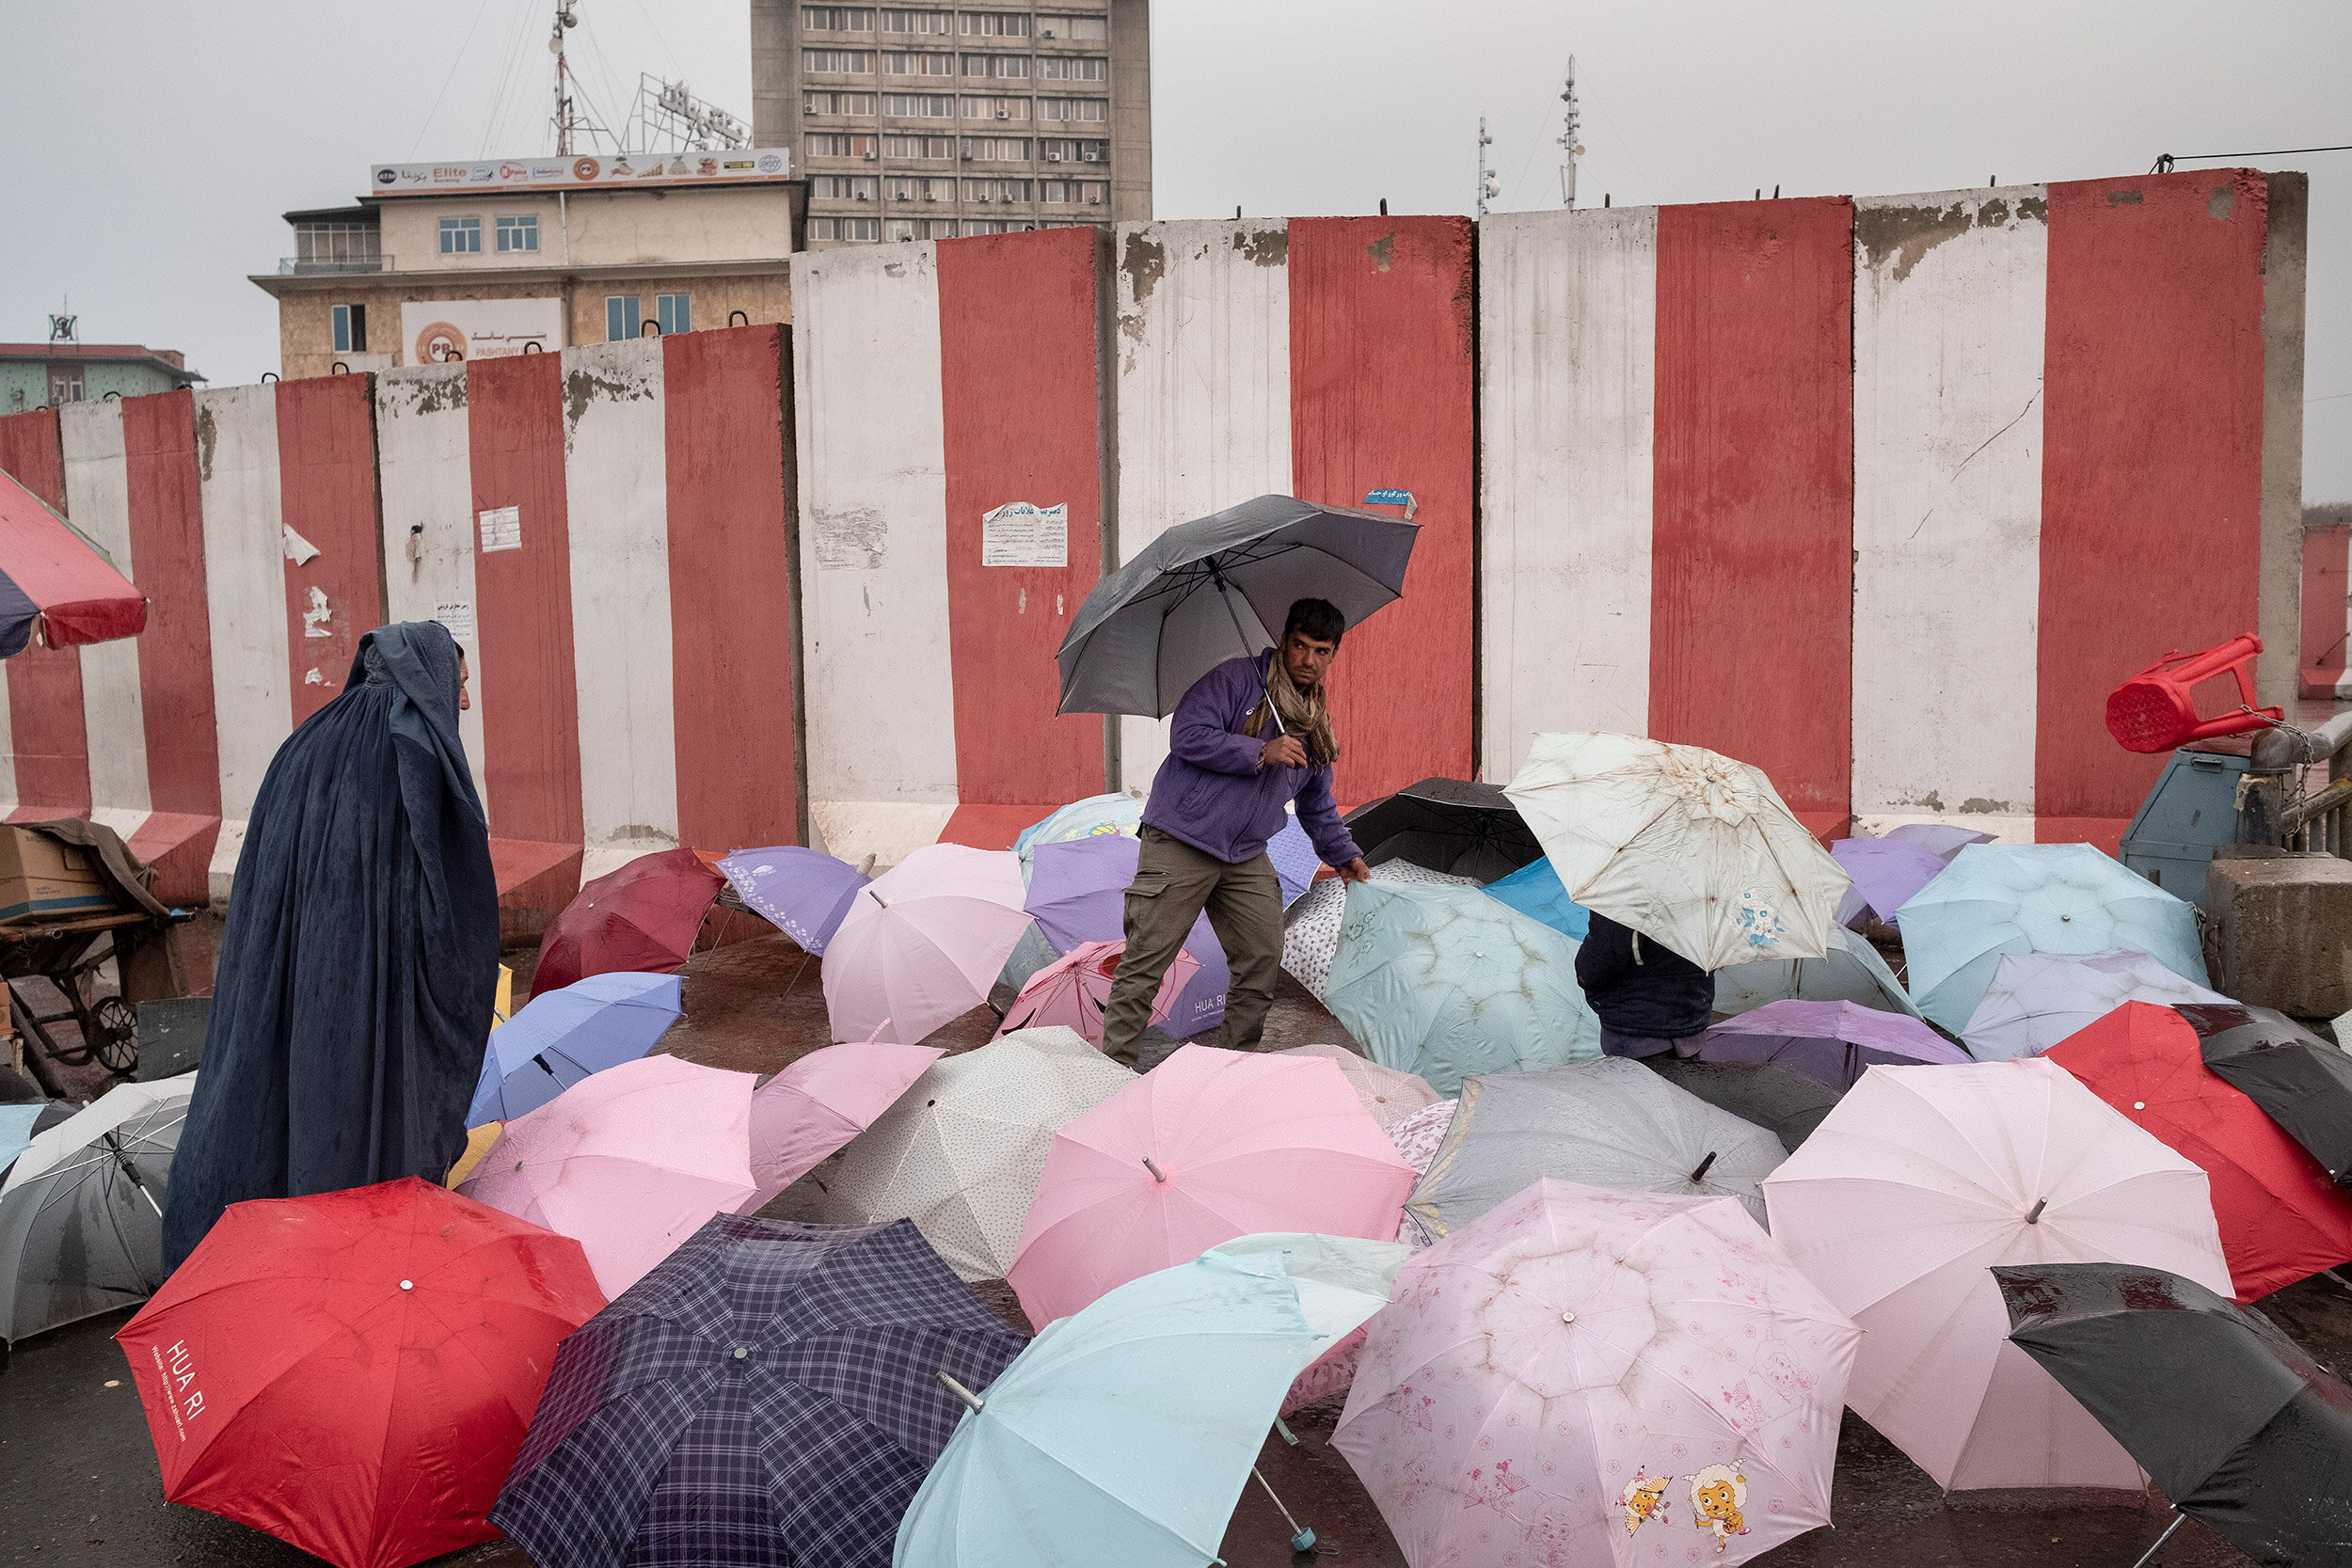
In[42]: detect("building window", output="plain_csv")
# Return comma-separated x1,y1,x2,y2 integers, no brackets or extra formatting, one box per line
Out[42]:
961,95,1029,120
1041,14,1106,40
963,178,1031,202
962,53,1027,77
803,49,874,71
804,90,878,115
962,11,1030,35
882,92,956,118
332,303,369,353
655,293,691,335
805,132,881,158
916,219,959,239
882,50,955,75
438,215,482,254
809,174,880,199
1040,136,1107,163
496,214,539,252
879,7,950,32
885,175,957,201
884,218,916,242
809,215,881,241
606,295,640,341
961,136,1032,162
47,366,85,404
881,134,954,159
1035,55,1104,80
803,6,874,28
294,220,381,266
1039,97,1105,123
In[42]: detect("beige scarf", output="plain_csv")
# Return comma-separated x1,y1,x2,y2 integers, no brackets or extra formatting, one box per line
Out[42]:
1240,652,1339,766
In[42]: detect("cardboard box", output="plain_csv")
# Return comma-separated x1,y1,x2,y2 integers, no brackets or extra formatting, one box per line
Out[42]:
0,827,118,925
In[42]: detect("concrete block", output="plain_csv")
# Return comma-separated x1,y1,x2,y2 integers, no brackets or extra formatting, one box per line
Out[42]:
2204,853,2352,1017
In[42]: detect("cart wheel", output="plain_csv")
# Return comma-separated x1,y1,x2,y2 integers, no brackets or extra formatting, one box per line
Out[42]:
89,997,138,1075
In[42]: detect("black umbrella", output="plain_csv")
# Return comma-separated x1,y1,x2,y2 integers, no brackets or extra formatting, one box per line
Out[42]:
1642,1057,1840,1154
1342,778,1543,883
1995,1261,2352,1568
1056,495,1419,718
2176,1003,2352,1185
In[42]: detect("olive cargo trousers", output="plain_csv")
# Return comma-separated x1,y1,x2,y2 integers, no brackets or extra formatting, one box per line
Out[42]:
1099,826,1286,1059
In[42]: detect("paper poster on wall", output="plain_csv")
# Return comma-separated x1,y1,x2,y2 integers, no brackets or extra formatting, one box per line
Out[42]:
434,602,478,647
479,507,522,553
401,298,564,366
981,501,1068,568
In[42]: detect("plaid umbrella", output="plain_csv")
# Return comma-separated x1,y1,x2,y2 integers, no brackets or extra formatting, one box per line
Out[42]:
494,1213,1026,1568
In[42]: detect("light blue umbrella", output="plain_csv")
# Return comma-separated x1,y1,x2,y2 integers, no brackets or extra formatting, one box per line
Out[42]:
1898,843,2208,1032
1478,855,1589,941
466,971,684,1125
1713,923,1925,1020
1324,880,1599,1096
896,1246,1316,1567
1015,792,1143,863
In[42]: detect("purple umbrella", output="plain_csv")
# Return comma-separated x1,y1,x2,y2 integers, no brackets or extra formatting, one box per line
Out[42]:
716,845,866,954
1884,823,1998,861
1686,999,1967,1090
1830,835,1950,928
1025,835,1232,1038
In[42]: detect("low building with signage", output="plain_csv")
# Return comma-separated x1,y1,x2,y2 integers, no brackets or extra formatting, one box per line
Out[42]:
253,150,804,379
2,337,203,413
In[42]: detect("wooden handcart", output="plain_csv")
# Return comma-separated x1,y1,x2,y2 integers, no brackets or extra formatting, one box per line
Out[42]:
5,905,193,1096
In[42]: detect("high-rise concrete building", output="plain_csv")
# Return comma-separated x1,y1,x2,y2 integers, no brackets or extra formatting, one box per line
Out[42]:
751,1,1150,248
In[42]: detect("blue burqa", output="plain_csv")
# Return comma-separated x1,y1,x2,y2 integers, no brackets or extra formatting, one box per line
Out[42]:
162,623,499,1271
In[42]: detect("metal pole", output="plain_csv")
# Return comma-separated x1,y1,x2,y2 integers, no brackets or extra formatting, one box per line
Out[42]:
2127,1512,2185,1568
1206,562,1285,736
1252,1466,1316,1554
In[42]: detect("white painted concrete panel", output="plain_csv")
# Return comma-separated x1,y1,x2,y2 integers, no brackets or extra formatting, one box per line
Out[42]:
1851,186,2047,826
561,339,678,872
1111,219,1294,789
1477,208,1659,783
374,365,489,815
789,245,959,855
59,402,150,818
0,662,17,817
194,385,290,883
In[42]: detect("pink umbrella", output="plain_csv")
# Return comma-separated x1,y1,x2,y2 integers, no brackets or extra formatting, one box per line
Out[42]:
821,843,1031,1044
1279,1043,1442,1131
994,940,1199,1046
458,1054,756,1299
739,1038,945,1213
1006,1044,1416,1329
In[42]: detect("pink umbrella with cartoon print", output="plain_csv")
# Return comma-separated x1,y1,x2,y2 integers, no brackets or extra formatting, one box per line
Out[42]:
1333,1179,1858,1567
993,940,1199,1048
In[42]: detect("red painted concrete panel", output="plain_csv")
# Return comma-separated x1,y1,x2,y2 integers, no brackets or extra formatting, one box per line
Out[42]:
2039,172,2268,834
1288,215,1477,807
467,354,584,899
1650,198,1855,831
663,325,801,851
0,410,90,817
936,227,1105,843
2298,523,2346,698
119,391,221,901
275,375,384,724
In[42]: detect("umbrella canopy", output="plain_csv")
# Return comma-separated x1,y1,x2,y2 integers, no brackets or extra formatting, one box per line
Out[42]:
1475,855,1589,942
458,1053,757,1298
1407,1058,1785,1238
894,1246,1317,1567
1643,1057,1841,1155
495,1214,1026,1568
1277,1042,1442,1131
1007,1044,1415,1328
824,1027,1135,1280
1023,834,1232,1037
996,939,1200,1046
1885,822,1998,860
1712,922,1924,1018
1323,879,1599,1096
715,845,867,954
1342,777,1542,883
1830,834,1948,927
1692,998,1966,1090
532,847,723,994
1899,843,2208,1033
0,1077,191,1346
1015,791,1142,861
1997,1261,2352,1568
1761,1057,2233,1489
1056,494,1419,719
824,842,1032,1044
1960,948,2227,1062
465,971,683,1126
2180,1002,2352,1185
1506,732,1851,969
1211,1231,1411,1417
1280,860,1477,1004
2045,1002,2352,1301
740,1039,944,1213
117,1177,603,1568
0,465,146,656
1335,1180,1858,1568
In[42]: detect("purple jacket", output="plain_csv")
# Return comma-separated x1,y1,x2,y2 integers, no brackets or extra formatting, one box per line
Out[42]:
1140,652,1363,868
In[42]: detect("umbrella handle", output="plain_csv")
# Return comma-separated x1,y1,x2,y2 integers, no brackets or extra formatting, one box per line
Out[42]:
1207,562,1285,736
1252,1466,1316,1554
936,1370,986,1412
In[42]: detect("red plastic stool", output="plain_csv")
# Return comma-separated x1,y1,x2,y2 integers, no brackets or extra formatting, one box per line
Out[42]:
2106,634,2282,753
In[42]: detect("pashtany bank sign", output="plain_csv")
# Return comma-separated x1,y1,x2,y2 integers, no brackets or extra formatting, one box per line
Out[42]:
372,150,790,194
400,300,564,365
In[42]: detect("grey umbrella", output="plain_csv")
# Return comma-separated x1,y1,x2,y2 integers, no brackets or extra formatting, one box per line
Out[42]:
1056,495,1420,718
2176,1003,2352,1185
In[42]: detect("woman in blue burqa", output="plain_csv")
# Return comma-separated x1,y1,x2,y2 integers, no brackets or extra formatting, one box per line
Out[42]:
164,622,499,1271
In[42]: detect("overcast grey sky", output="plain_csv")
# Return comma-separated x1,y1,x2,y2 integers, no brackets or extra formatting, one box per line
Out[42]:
3,0,2344,496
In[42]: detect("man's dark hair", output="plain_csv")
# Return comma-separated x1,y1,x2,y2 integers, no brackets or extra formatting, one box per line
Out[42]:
1283,597,1345,647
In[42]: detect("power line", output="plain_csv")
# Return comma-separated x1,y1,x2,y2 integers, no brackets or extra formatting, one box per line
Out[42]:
2311,390,2352,404
2152,144,2350,172
411,0,503,158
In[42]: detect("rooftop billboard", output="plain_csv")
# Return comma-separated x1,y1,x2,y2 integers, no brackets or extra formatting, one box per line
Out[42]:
371,150,789,196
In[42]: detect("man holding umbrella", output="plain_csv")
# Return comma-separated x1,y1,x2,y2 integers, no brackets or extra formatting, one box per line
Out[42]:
1101,598,1371,1061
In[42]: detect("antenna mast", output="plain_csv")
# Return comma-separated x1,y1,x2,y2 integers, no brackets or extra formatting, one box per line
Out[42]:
550,2,582,154
1558,56,1585,209
1476,118,1498,218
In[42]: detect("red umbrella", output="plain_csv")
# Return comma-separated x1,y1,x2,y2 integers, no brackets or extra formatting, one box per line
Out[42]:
2046,1001,2352,1301
115,1177,604,1568
531,847,724,994
0,465,145,654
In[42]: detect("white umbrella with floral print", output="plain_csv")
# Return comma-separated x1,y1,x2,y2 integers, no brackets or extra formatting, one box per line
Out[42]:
1334,1179,1858,1567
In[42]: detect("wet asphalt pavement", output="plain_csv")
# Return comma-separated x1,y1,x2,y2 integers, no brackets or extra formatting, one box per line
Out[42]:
4,923,2347,1566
